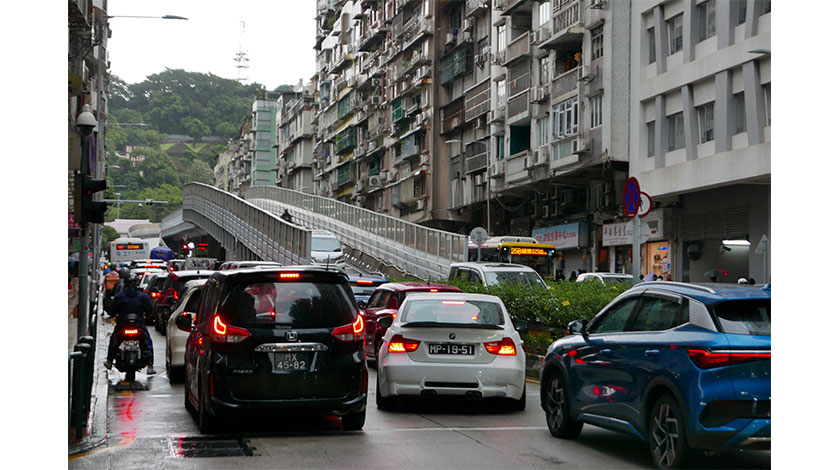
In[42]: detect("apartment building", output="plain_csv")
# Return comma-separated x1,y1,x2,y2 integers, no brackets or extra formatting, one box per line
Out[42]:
276,85,316,193
629,0,771,282
250,99,279,186
214,143,235,193
227,116,252,197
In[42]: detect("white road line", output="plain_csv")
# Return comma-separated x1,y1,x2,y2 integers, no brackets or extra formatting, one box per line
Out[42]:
365,426,546,432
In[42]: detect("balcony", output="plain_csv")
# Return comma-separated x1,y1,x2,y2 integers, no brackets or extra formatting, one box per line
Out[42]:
336,131,357,154
551,66,580,98
466,0,489,18
503,32,530,66
507,92,530,122
540,0,585,50
508,69,530,98
496,0,529,16
441,99,465,134
464,82,491,122
505,149,532,184
464,145,488,174
402,18,433,48
404,49,431,74
440,45,472,85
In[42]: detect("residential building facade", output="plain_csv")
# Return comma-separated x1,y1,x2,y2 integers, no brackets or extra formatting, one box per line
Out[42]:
250,99,279,186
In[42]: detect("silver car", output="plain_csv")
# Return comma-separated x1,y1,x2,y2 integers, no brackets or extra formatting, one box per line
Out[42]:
165,279,207,382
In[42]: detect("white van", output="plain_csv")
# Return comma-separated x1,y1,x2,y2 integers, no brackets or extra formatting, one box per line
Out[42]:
310,230,345,270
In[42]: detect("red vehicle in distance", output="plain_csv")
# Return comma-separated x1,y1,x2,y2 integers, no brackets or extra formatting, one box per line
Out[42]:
363,282,462,369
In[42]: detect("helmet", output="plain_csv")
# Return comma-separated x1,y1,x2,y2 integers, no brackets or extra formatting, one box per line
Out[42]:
118,268,130,280
737,277,748,284
127,273,141,287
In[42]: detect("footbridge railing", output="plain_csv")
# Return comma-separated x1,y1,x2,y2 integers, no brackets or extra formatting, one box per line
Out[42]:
181,183,310,264
245,186,468,279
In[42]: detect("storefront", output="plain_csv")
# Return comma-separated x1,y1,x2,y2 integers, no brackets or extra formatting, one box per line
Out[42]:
602,210,673,278
532,222,589,276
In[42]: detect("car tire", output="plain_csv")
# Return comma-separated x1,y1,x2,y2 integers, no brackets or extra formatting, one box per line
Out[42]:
376,378,396,411
544,371,582,438
509,381,527,411
184,375,196,414
168,360,184,383
197,381,218,434
648,394,692,470
341,409,366,431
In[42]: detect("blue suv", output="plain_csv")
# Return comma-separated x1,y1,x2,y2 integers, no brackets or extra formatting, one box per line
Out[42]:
540,282,770,469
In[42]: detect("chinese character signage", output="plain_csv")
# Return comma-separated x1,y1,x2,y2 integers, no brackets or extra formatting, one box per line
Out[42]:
532,223,588,249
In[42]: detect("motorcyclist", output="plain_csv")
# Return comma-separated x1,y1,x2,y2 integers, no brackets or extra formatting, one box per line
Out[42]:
103,273,157,375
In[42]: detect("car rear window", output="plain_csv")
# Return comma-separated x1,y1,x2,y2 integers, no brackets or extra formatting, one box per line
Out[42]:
402,299,504,326
485,270,545,287
312,236,342,252
713,299,770,336
351,286,377,296
219,281,356,328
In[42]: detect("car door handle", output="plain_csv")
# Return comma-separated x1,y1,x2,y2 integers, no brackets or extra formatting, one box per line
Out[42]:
645,349,661,357
599,349,612,355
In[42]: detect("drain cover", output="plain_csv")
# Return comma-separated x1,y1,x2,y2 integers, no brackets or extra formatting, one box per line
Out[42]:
167,436,256,458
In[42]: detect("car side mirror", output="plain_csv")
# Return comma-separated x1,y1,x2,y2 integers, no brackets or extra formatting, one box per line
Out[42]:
377,316,393,333
357,300,367,309
175,312,194,332
512,319,528,332
567,319,587,335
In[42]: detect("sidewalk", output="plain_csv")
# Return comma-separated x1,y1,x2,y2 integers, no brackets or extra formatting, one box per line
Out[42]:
68,298,112,456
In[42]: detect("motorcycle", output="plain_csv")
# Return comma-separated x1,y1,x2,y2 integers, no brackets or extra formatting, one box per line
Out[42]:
113,313,153,382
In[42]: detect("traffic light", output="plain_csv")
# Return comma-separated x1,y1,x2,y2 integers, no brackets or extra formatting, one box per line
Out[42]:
73,174,108,224
181,243,190,255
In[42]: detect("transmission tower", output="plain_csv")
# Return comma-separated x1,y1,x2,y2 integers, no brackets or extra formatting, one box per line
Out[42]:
234,21,250,82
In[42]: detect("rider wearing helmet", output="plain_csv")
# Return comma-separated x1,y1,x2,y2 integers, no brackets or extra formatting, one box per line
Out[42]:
104,273,157,375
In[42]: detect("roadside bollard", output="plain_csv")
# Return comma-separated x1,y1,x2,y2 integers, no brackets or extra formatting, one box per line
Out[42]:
68,351,84,427
79,335,95,421
71,342,91,439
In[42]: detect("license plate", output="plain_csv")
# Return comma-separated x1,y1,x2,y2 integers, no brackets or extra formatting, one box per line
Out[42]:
429,343,474,355
119,341,139,352
271,352,313,372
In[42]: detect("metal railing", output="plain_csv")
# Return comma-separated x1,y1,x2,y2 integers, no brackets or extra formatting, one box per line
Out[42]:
182,183,311,264
245,186,468,279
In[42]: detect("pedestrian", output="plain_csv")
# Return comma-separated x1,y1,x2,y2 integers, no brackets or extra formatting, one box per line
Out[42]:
657,275,664,281
569,270,577,282
748,278,756,285
280,209,293,223
554,269,566,281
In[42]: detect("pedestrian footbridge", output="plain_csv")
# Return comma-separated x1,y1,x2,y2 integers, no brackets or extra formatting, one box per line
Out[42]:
161,183,468,279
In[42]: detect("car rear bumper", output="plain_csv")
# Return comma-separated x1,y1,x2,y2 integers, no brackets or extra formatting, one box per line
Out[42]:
688,419,771,450
210,392,367,415
379,354,525,399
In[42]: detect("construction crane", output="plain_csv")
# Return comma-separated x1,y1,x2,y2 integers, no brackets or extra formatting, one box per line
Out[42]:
233,20,249,82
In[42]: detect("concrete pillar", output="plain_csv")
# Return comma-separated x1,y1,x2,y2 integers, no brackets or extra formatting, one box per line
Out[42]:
653,6,668,74
717,0,736,49
714,70,733,154
654,95,666,169
683,0,696,63
681,84,698,161
743,60,766,146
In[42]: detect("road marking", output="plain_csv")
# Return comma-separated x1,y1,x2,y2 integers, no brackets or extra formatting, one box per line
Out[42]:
365,426,546,432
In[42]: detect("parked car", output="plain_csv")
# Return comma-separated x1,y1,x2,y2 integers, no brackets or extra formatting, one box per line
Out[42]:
448,262,549,289
183,266,367,433
376,292,527,410
154,270,213,333
539,282,770,469
347,273,389,308
310,230,345,270
165,279,207,383
575,272,634,284
363,282,462,368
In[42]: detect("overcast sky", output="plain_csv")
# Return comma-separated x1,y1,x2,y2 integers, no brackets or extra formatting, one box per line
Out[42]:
107,0,316,89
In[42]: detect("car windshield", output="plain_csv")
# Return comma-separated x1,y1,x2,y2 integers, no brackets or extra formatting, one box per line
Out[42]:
713,299,771,336
402,299,504,326
219,281,356,328
312,237,341,252
485,270,546,287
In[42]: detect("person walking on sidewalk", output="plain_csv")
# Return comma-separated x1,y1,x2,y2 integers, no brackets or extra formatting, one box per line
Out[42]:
103,273,157,375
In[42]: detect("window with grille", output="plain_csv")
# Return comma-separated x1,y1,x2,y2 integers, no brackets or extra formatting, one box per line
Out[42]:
667,14,683,54
696,102,714,143
552,98,578,138
591,26,603,60
647,121,656,157
667,112,685,151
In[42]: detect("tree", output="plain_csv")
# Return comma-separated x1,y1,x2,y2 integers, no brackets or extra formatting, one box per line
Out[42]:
101,225,120,250
182,116,211,141
136,147,180,187
185,159,215,185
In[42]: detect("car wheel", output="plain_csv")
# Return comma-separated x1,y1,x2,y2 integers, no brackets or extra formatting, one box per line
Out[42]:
509,381,527,411
544,371,582,438
197,381,217,434
168,361,184,383
184,375,195,414
376,378,396,411
648,394,691,470
341,409,366,431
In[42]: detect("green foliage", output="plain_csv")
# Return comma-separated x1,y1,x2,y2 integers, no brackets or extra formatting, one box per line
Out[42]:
101,225,120,250
185,159,215,185
136,147,181,187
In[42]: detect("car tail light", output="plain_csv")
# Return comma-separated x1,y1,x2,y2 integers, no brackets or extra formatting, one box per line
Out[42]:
429,289,438,293
484,337,517,356
388,334,420,353
332,314,365,343
687,349,771,369
278,272,301,279
356,280,374,285
123,328,139,335
210,315,251,343
151,292,160,298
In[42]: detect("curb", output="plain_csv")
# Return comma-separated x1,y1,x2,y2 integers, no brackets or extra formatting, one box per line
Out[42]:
69,314,112,457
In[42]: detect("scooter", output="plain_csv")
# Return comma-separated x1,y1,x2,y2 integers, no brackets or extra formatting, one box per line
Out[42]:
113,313,153,382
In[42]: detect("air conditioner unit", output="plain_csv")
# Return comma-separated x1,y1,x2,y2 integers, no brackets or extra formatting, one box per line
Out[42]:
416,199,426,211
475,173,484,186
490,109,504,123
370,95,383,106
385,171,397,182
524,155,533,168
369,175,383,187
418,65,430,78
371,78,383,87
390,124,399,136
538,87,546,100
573,138,590,154
475,116,485,129
493,50,506,64
463,31,473,42
537,147,549,165
474,53,486,68
446,32,455,45
414,114,424,127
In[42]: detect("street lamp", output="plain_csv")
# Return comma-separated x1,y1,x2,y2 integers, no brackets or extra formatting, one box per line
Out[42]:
446,139,491,234
75,104,98,345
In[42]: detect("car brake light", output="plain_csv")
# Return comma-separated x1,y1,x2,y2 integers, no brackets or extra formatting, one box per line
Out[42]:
278,272,301,279
151,292,160,298
356,280,374,285
687,349,771,369
484,337,517,356
388,334,420,353
210,315,251,343
123,328,139,335
429,289,438,293
441,300,466,305
332,314,365,343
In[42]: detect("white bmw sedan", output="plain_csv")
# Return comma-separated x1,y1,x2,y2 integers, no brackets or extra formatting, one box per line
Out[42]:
165,279,206,383
376,292,527,410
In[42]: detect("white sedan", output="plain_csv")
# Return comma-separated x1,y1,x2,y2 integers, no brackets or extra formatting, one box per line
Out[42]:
376,292,527,410
165,279,206,382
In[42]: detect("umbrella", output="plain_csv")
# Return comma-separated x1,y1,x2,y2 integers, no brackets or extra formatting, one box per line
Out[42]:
150,246,175,261
643,273,656,282
704,269,730,279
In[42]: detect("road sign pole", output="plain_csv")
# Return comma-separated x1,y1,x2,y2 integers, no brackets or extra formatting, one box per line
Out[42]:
632,216,641,285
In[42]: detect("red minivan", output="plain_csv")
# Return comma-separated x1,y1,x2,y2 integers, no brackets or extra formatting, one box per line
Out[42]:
363,282,462,369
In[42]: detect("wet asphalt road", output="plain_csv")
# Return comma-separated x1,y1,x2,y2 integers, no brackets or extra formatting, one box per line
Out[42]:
69,325,770,469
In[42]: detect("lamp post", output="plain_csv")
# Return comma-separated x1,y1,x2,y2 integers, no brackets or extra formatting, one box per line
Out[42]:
75,106,97,342
446,139,491,234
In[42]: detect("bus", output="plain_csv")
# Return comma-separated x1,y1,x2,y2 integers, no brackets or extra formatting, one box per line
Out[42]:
471,236,558,279
109,237,151,264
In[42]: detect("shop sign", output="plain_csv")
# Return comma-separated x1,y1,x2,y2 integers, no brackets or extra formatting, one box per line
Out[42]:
532,222,589,249
602,210,668,246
